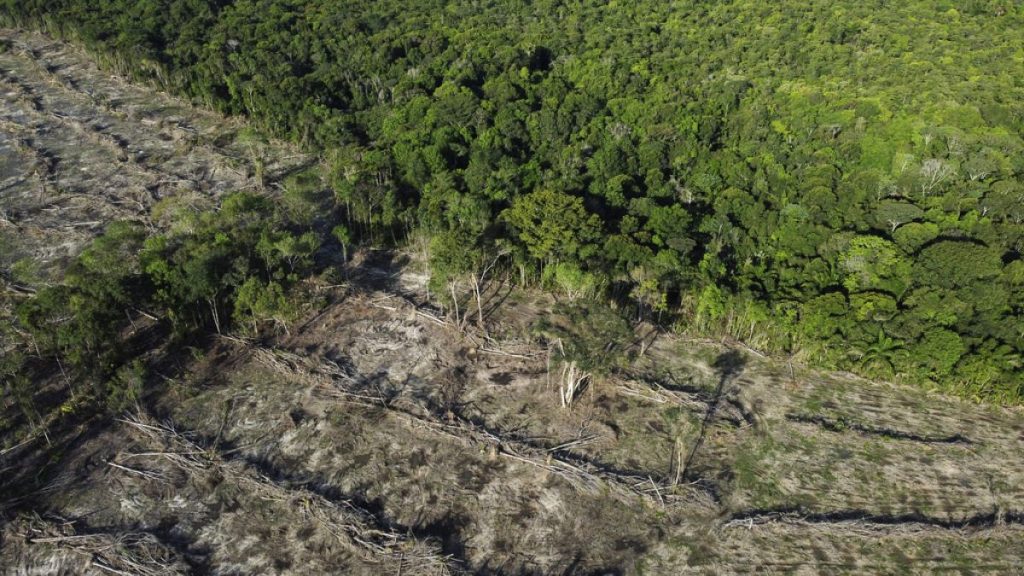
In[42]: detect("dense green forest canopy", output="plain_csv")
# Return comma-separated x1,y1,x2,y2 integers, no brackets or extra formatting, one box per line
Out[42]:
3,0,1023,402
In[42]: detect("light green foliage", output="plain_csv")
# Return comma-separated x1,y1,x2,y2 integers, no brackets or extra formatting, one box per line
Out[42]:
841,236,910,296
892,222,939,253
852,330,908,378
694,285,726,330
233,278,293,335
849,292,899,322
545,262,602,301
913,329,965,378
798,293,849,345
332,225,352,263
904,288,965,329
504,189,601,264
427,231,478,293
280,171,325,226
256,230,320,278
9,259,40,286
142,192,315,334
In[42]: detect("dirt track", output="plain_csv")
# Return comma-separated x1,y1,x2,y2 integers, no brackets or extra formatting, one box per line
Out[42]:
2,29,1024,575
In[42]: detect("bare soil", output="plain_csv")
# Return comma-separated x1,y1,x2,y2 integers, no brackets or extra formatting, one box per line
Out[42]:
2,29,1024,575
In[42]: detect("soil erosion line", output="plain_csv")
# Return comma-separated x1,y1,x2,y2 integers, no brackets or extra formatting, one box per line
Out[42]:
723,507,1024,532
784,413,972,445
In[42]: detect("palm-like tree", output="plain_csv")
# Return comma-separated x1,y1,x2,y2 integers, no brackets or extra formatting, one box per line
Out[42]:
850,330,905,377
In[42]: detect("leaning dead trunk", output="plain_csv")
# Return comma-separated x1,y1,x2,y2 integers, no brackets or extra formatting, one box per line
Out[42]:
208,297,221,334
448,279,461,327
559,360,590,409
471,272,485,330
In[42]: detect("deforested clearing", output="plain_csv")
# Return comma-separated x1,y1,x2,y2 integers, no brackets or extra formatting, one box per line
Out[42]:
1,7,1024,575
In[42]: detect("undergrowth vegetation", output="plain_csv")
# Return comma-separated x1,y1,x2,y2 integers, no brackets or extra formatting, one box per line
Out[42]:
6,190,324,414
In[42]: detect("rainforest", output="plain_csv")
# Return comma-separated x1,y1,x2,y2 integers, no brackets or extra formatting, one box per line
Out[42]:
4,0,1023,400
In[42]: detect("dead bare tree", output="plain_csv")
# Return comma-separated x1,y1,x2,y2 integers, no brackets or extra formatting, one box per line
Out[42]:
919,158,952,196
554,339,590,409
469,251,505,332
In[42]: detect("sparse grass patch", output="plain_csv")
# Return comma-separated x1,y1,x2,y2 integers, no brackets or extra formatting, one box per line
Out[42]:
860,439,889,465
729,435,783,507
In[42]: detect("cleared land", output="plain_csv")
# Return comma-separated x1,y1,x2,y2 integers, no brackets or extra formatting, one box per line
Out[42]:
2,30,1023,575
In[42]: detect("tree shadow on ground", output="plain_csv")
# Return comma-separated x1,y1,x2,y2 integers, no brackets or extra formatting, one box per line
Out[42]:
347,249,411,295
712,349,747,385
680,349,747,484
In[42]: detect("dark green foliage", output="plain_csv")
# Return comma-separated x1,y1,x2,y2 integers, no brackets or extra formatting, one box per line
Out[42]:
141,191,317,335
104,359,146,413
12,190,324,410
4,0,1024,401
17,222,146,378
0,348,36,424
534,301,633,378
914,241,1003,290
